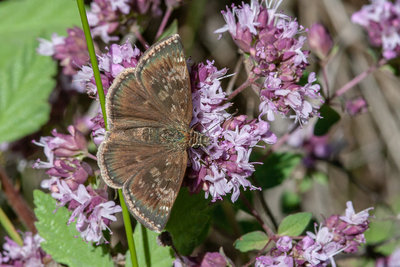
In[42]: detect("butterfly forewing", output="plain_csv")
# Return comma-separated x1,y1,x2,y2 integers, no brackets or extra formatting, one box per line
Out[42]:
123,150,187,232
136,35,193,125
97,34,193,232
106,69,168,130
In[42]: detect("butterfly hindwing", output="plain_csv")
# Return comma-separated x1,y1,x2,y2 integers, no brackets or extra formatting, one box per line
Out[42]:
98,127,168,188
136,34,193,126
122,149,188,232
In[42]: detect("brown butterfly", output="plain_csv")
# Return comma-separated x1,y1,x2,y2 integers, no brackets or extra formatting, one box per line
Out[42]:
97,34,209,232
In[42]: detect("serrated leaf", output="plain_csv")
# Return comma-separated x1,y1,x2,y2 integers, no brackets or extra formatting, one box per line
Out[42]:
234,231,268,252
125,225,173,267
278,212,312,236
33,190,113,267
157,19,178,41
0,0,80,68
0,43,55,143
166,187,212,255
254,152,301,189
314,104,340,136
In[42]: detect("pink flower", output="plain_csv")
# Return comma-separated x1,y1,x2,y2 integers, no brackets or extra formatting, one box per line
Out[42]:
340,201,373,225
308,23,333,59
346,97,368,116
0,232,48,266
38,27,89,77
187,61,276,202
352,0,400,60
216,0,322,124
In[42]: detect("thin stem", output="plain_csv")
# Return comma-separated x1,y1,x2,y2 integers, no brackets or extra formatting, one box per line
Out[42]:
227,75,256,101
239,194,275,238
243,238,272,267
76,0,107,129
119,190,138,267
0,207,23,246
332,58,386,100
0,166,36,233
226,55,244,94
321,62,330,99
221,200,242,238
86,153,97,161
252,184,278,231
133,26,149,49
76,2,138,267
155,6,173,40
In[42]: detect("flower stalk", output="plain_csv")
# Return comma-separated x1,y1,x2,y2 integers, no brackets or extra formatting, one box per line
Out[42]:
76,1,138,266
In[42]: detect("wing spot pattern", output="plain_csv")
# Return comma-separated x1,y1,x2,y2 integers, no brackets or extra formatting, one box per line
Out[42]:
150,167,161,177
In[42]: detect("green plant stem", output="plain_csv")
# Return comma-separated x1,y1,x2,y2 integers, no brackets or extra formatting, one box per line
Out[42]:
76,1,138,267
0,207,23,246
76,0,107,129
119,190,138,267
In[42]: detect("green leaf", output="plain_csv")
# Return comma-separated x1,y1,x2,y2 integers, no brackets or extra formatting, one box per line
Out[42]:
0,43,55,143
254,152,301,189
0,0,80,68
234,231,268,252
125,225,173,267
34,190,113,267
278,212,312,236
166,187,212,255
157,19,178,41
365,220,394,244
314,104,340,136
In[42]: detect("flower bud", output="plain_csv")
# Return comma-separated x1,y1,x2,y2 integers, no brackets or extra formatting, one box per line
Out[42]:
308,23,333,59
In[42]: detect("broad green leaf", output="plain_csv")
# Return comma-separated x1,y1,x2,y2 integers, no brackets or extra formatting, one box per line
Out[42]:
314,104,340,136
157,19,178,41
234,231,268,252
0,0,80,68
278,212,312,236
34,190,113,267
125,225,173,267
254,152,301,189
0,43,55,143
166,187,212,255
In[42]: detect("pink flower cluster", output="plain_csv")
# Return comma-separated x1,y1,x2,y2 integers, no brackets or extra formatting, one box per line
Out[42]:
0,232,48,267
32,126,121,243
86,0,161,43
37,27,89,78
187,61,276,202
255,201,373,267
74,42,142,145
352,0,400,60
36,0,163,92
215,0,322,124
